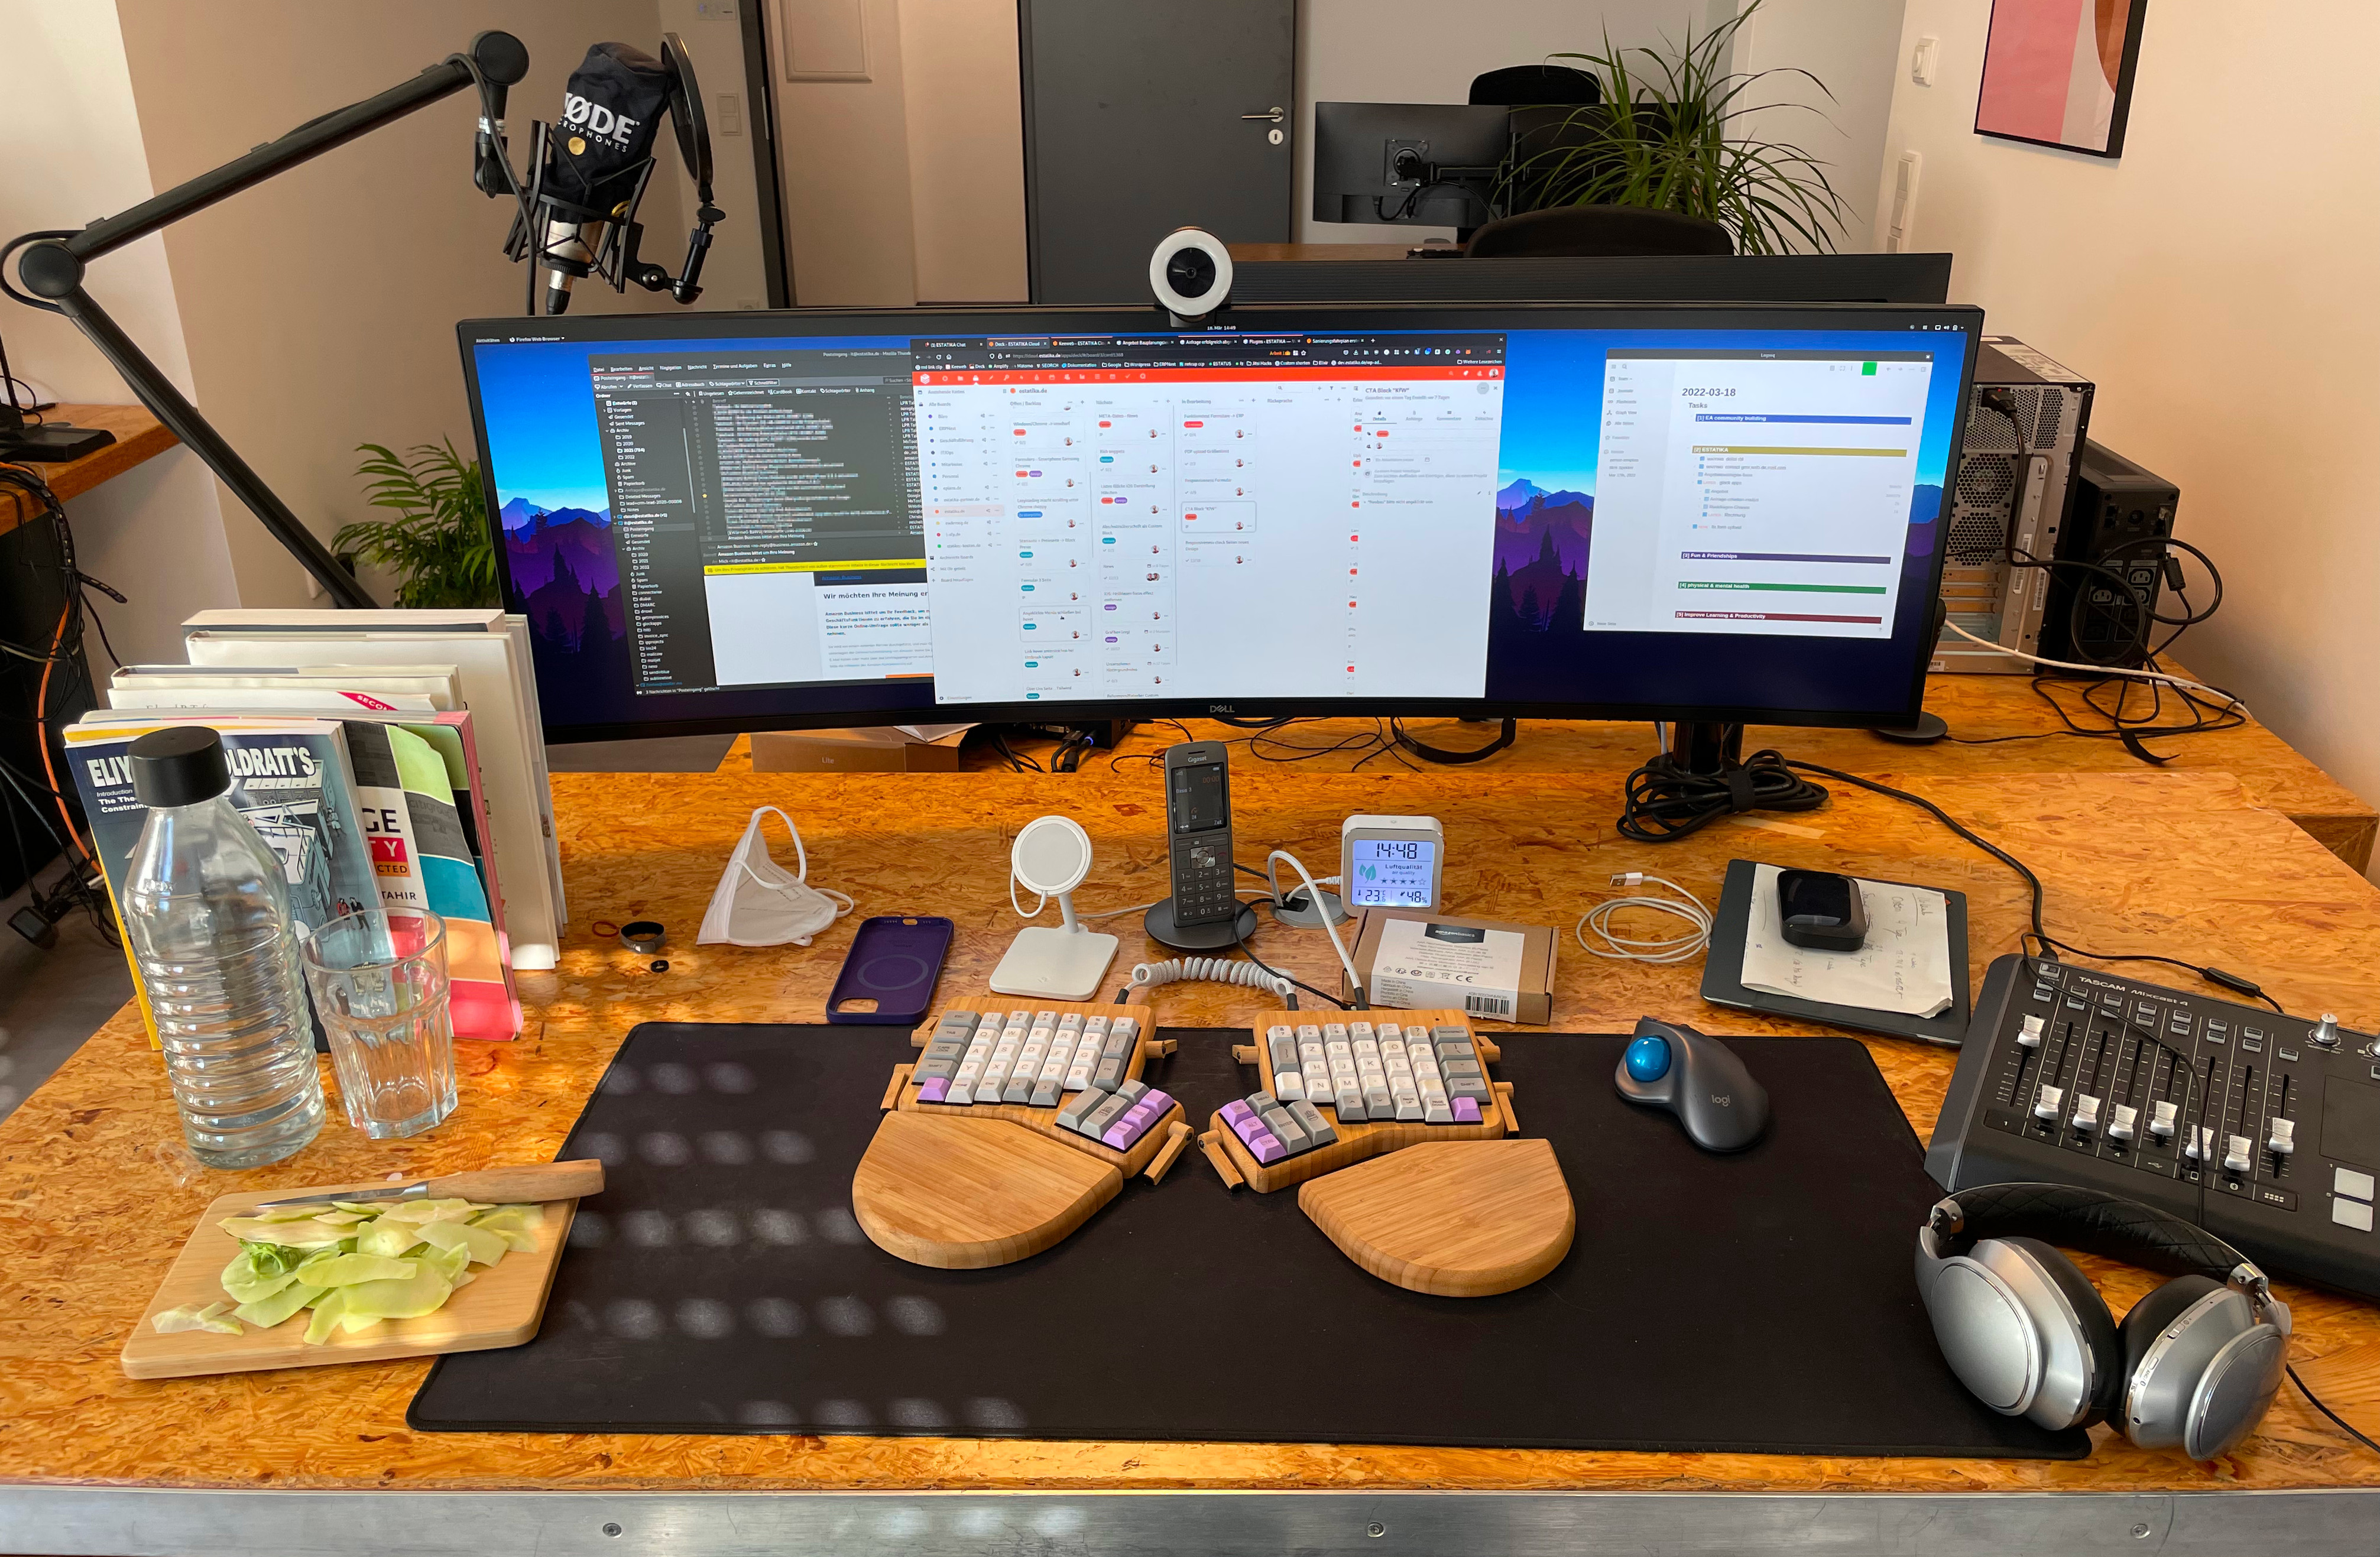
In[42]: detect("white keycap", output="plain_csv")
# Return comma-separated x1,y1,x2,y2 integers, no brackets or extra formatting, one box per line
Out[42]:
1424,1099,1453,1124
1275,1072,1305,1101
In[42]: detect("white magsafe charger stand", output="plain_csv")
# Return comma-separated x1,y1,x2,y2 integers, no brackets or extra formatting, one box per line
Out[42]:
990,815,1118,1001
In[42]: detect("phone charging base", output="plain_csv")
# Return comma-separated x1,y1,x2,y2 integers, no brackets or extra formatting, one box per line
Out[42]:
1143,900,1259,952
990,927,1119,1001
1270,888,1349,929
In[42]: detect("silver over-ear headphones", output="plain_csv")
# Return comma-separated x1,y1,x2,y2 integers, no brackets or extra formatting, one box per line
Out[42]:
1915,1183,2292,1459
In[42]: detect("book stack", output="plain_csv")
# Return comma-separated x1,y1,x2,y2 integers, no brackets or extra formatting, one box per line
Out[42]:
63,609,568,1046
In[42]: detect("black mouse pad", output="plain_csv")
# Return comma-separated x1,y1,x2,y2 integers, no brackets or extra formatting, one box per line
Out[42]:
410,1023,2084,1457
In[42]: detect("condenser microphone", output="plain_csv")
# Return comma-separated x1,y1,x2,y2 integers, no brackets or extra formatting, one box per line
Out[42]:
532,42,671,314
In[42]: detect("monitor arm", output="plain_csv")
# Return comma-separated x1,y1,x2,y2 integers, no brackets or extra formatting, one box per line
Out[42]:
3,30,531,609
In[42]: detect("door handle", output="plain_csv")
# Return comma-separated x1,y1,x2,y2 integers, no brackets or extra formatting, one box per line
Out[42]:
1241,106,1285,123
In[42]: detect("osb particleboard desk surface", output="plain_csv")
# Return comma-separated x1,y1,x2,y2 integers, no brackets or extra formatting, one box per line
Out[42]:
2,765,2377,1495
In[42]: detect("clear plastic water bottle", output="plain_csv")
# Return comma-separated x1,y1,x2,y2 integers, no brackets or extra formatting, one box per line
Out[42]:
122,726,325,1169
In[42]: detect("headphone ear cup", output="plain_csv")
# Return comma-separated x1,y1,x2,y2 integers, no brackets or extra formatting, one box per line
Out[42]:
2118,1274,2224,1382
2002,1236,2123,1424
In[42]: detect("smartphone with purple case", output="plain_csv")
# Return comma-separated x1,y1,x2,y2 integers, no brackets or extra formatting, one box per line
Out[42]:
826,915,954,1024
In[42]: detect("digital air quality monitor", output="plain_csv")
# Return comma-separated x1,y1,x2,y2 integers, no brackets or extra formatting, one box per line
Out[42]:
1341,815,1445,911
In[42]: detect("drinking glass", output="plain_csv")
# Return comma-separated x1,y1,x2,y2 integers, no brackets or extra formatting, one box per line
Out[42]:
299,909,458,1139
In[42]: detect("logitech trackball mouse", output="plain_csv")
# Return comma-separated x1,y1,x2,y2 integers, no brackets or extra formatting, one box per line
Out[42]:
1613,1016,1770,1151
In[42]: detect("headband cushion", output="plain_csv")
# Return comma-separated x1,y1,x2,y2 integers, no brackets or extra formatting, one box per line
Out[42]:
2001,1235,2123,1423
1943,1183,2246,1282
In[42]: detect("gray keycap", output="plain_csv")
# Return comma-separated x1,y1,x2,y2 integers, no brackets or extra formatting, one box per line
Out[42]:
1102,1030,1134,1061
1441,1057,1483,1079
1112,1017,1141,1043
935,1011,979,1036
1092,1056,1126,1091
1424,1099,1454,1124
1267,1110,1310,1153
1056,1091,1103,1130
915,1058,958,1082
923,1040,967,1063
1448,1076,1491,1102
1114,1078,1150,1107
1001,1076,1034,1105
1396,1097,1424,1121
1334,1086,1367,1123
1432,1026,1469,1042
1268,1033,1298,1069
1364,1084,1393,1114
1289,1099,1336,1146
1030,1079,1061,1108
1080,1091,1134,1138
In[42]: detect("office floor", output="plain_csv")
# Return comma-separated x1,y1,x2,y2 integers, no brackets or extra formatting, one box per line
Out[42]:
0,738,734,1125
0,864,131,1124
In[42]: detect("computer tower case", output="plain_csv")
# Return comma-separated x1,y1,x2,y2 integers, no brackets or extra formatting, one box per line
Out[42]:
2036,440,2180,667
1930,336,2094,673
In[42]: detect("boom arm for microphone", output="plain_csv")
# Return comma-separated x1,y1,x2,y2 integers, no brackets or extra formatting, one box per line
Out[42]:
500,34,724,316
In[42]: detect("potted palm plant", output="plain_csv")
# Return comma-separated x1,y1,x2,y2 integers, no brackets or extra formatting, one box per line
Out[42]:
334,439,501,609
1510,0,1850,254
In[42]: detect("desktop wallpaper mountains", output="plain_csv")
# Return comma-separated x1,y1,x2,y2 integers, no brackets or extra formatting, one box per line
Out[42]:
498,498,628,725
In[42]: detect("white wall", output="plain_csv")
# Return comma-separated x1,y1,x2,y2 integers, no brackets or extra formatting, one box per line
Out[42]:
1729,0,1905,248
1292,0,1900,248
1875,0,2380,868
0,0,239,668
656,0,774,311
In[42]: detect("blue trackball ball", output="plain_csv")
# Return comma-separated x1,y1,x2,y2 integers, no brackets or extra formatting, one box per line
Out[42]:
1624,1033,1671,1082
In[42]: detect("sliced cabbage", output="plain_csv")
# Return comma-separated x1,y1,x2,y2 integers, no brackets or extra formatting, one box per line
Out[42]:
355,1217,428,1258
218,1216,351,1248
293,1253,421,1287
232,1282,324,1330
250,1205,335,1223
381,1197,486,1225
309,1209,371,1225
219,1256,301,1308
417,1241,472,1284
471,1205,544,1252
152,1300,242,1335
413,1219,509,1267
338,1265,455,1322
303,1287,348,1344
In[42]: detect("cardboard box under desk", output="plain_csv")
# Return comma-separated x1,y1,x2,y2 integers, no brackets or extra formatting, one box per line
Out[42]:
750,727,969,773
1343,907,1558,1025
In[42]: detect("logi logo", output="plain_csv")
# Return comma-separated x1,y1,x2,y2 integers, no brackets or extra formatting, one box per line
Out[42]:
562,93,640,153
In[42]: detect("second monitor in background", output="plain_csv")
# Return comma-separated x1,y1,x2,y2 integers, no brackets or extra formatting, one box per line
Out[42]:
1311,103,1511,231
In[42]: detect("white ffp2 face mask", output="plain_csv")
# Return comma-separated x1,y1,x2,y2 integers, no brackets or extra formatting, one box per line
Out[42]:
697,806,854,948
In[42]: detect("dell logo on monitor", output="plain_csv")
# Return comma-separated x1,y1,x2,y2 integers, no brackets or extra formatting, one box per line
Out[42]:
1209,704,1235,713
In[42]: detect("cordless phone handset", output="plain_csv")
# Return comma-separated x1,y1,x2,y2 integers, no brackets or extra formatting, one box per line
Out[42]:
1162,741,1236,928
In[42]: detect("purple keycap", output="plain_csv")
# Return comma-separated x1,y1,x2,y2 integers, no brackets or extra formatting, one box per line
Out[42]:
1119,1103,1156,1130
917,1076,948,1104
1101,1118,1143,1149
1140,1089,1173,1116
1232,1115,1265,1146
1221,1099,1254,1125
1452,1095,1481,1124
1250,1131,1285,1163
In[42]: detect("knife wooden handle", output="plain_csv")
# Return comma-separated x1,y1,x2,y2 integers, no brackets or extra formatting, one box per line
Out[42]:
424,1160,605,1204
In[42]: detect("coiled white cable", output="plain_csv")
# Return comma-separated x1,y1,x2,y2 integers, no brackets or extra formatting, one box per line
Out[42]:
1130,956,1292,999
1577,872,1713,965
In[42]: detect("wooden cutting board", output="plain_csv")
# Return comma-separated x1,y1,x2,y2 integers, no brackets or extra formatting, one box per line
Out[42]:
120,1178,580,1379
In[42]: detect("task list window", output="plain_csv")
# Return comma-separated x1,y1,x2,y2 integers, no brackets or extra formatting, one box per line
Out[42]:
1583,349,1933,638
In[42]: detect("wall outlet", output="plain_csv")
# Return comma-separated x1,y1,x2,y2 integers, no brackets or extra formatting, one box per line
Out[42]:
717,92,742,136
693,1,736,20
1911,35,1940,86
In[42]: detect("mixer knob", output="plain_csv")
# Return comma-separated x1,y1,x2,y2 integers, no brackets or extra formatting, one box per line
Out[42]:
2034,1085,2066,1122
2108,1104,2139,1143
2018,1014,2045,1049
2311,1013,2340,1048
2185,1124,2213,1162
2149,1101,2179,1140
2070,1094,2102,1133
2267,1117,2296,1156
2222,1134,2253,1175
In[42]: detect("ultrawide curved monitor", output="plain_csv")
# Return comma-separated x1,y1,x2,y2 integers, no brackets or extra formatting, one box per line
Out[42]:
459,301,1982,742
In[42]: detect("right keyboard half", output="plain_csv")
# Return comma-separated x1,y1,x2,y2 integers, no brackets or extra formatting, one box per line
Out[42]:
1930,954,2380,1300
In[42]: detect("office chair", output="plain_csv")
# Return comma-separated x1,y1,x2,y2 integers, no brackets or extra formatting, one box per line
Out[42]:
1464,205,1734,258
1469,64,1600,106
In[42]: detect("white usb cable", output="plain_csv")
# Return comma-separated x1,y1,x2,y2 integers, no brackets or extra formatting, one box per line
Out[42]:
1939,619,2249,717
1577,872,1714,965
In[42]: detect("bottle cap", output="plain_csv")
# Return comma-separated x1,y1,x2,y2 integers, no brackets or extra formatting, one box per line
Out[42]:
129,725,231,808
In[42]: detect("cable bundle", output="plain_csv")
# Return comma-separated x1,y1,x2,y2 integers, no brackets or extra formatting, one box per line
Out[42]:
1616,748,1828,842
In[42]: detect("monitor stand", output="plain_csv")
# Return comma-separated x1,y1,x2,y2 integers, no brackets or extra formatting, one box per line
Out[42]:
1143,898,1260,952
989,891,1118,1001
